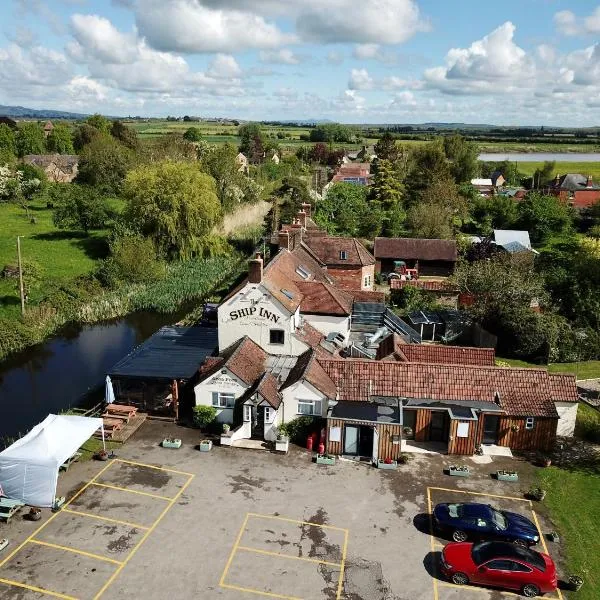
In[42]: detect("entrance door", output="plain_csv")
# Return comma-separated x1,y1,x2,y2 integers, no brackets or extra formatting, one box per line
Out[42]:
482,415,500,445
430,412,447,442
253,405,265,438
372,428,379,464
344,426,359,454
358,426,374,458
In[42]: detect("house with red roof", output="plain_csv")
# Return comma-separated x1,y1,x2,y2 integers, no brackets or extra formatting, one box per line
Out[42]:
546,173,600,209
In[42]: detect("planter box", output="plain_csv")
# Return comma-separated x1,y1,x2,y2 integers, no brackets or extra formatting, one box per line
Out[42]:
377,460,397,470
316,455,335,466
547,532,560,543
162,438,182,449
199,440,212,452
275,438,289,454
497,471,519,482
448,466,470,477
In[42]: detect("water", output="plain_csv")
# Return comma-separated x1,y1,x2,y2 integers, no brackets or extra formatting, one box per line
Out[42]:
0,311,181,446
479,152,600,163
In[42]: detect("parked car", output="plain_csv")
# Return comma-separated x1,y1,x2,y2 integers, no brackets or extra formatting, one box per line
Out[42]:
433,502,540,546
440,540,557,597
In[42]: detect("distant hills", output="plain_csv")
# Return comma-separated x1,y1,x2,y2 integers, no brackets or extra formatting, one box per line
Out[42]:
0,105,89,120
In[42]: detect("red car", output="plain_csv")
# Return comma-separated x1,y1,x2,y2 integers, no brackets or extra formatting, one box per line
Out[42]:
440,540,557,597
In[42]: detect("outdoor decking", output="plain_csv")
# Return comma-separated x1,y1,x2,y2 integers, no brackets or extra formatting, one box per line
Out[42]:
97,413,147,443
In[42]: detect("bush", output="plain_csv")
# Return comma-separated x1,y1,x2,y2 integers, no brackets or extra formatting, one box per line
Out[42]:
575,404,600,444
192,405,217,428
278,416,321,445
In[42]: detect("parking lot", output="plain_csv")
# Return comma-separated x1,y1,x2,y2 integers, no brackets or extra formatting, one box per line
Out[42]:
0,421,567,600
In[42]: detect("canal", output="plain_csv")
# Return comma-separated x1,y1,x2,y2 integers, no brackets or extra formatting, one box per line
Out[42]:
0,311,183,447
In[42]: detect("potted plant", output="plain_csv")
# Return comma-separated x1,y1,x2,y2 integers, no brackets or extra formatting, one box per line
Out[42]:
547,531,559,542
199,439,212,452
448,464,470,477
496,469,519,482
397,453,411,465
402,426,413,438
162,437,182,449
569,575,584,591
27,507,42,521
222,423,231,435
275,430,289,454
510,424,520,433
541,456,552,467
316,453,335,466
377,457,398,470
527,487,546,501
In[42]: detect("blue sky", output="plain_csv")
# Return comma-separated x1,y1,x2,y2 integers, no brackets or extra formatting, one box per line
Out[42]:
1,0,599,125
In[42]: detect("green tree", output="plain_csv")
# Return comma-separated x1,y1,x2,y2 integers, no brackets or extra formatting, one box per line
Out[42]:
0,124,16,157
406,201,454,239
315,183,370,236
274,177,312,225
406,140,452,202
123,161,221,259
183,127,203,142
15,123,45,157
443,134,478,183
238,123,264,155
201,143,244,211
52,184,114,232
76,136,132,195
531,161,556,190
369,158,405,236
516,192,573,244
110,121,138,149
470,194,518,234
374,132,399,162
309,123,353,143
85,114,111,133
46,123,74,154
72,123,102,151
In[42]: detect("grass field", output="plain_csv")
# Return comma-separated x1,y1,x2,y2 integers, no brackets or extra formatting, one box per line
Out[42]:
497,357,600,380
517,161,600,179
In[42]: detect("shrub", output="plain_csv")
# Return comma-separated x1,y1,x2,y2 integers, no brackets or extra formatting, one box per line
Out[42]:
192,405,217,428
279,416,321,445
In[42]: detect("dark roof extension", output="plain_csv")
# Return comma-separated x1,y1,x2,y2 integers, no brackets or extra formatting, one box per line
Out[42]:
374,237,457,262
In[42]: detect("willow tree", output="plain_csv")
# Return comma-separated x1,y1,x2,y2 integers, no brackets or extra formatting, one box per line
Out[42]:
124,161,221,260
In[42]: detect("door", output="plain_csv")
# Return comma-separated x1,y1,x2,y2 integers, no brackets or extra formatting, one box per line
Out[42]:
482,415,500,445
372,428,379,464
430,412,447,442
358,426,374,458
344,426,359,455
253,405,265,438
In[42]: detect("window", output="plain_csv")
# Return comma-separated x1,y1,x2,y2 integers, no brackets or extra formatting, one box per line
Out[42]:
486,560,514,571
270,329,285,345
364,275,371,287
297,399,322,416
340,250,348,260
525,417,535,430
212,392,235,408
296,266,310,279
243,404,252,422
264,406,273,423
510,562,533,573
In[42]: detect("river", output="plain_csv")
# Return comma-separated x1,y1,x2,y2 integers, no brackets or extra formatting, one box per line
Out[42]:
0,311,184,447
479,152,600,163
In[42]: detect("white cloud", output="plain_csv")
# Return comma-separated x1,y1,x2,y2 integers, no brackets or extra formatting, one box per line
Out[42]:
207,54,242,78
391,90,417,107
564,43,600,86
353,43,396,63
348,68,373,90
259,48,302,65
326,50,343,65
555,7,600,36
382,76,423,90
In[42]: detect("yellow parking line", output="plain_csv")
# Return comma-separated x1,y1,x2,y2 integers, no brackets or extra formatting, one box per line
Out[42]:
427,487,439,600
438,580,526,598
0,577,78,600
62,508,150,530
29,539,123,565
93,474,194,599
220,513,250,588
429,486,532,504
220,582,302,600
91,482,173,500
247,512,348,532
114,458,194,477
336,528,349,600
0,459,115,570
237,545,342,568
530,510,563,600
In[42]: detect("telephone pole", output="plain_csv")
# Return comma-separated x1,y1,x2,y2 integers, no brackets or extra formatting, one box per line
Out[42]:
17,236,25,316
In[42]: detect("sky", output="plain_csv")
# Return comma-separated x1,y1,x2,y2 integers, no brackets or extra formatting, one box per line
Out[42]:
1,0,600,125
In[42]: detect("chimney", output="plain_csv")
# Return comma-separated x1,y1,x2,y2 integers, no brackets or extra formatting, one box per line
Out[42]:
278,230,290,250
297,210,307,228
301,202,312,218
248,253,263,284
587,175,593,188
554,173,560,185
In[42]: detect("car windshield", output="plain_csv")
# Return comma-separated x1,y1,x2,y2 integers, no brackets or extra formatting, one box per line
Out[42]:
491,509,507,530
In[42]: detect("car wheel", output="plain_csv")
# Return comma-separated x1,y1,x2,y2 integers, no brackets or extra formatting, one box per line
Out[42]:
452,529,468,542
451,572,469,586
522,583,540,597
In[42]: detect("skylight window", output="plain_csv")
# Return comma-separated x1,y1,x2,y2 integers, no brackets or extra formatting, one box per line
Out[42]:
281,289,294,300
296,266,310,279
340,250,348,260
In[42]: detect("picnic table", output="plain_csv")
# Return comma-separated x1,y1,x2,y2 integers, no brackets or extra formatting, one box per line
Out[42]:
0,497,25,523
105,404,138,419
59,451,82,472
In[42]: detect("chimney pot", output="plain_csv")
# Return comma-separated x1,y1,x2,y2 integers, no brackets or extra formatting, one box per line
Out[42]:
297,210,307,228
301,202,312,218
278,230,290,251
248,256,263,284
587,175,593,188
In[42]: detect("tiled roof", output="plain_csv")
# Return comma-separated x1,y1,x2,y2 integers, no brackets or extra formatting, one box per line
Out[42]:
389,279,458,292
553,173,600,192
401,344,495,366
294,320,325,349
319,359,564,417
283,350,337,398
374,237,457,262
348,290,385,303
297,281,354,316
215,336,268,386
304,237,375,267
549,373,578,403
256,373,282,409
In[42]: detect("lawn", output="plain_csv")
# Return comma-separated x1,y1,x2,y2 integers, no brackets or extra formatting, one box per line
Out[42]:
497,357,600,380
517,161,600,180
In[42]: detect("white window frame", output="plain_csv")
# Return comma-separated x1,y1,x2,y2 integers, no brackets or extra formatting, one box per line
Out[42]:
269,329,285,345
340,250,348,260
264,406,274,423
243,404,252,422
525,417,535,430
212,392,236,408
297,399,322,416
364,275,371,287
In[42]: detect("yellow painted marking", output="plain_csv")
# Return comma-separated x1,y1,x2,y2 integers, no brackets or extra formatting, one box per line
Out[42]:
0,459,115,570
433,541,445,549
429,486,533,504
427,487,439,600
220,582,302,600
336,528,349,600
438,580,528,598
113,458,194,477
247,512,348,532
219,512,250,588
0,577,78,600
29,539,123,565
530,510,563,600
62,508,149,530
91,482,173,500
93,473,194,599
237,545,342,568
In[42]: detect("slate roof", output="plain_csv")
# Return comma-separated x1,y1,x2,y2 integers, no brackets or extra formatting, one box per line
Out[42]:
23,154,79,171
553,173,600,191
374,238,457,262
283,349,337,398
319,359,566,417
493,230,532,250
297,281,354,316
549,373,578,403
304,236,375,266
109,326,218,380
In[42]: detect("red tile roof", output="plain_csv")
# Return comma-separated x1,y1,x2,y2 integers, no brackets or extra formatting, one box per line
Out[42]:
256,373,282,409
297,281,354,316
304,237,375,267
549,373,578,403
390,279,458,292
319,359,566,417
283,350,337,398
401,344,495,366
294,320,325,349
374,237,457,262
216,336,268,386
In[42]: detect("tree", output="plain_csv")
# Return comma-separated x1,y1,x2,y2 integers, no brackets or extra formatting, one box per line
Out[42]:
274,177,312,225
374,132,399,162
183,127,203,142
202,143,247,212
516,193,573,244
15,123,45,157
309,123,353,143
52,184,114,232
110,121,139,149
85,114,111,133
406,201,454,239
123,161,221,259
531,161,556,190
443,134,478,183
72,124,102,151
0,124,16,157
470,194,518,234
314,183,372,237
46,123,74,154
76,136,132,195
238,123,264,155
405,140,452,202
369,158,406,236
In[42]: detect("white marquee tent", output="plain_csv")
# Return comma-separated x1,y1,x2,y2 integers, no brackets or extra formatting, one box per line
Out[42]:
0,414,103,507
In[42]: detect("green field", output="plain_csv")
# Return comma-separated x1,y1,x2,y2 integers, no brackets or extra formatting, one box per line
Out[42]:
497,357,600,380
517,161,600,180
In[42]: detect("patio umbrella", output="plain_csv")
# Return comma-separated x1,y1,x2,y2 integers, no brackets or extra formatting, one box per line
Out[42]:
105,375,115,405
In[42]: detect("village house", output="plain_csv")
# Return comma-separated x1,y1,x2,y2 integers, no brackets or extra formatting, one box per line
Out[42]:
328,162,371,187
23,154,79,183
546,173,600,209
374,237,458,277
236,152,249,174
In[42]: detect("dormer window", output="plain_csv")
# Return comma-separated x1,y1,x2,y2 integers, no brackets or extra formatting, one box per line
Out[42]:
296,266,310,279
340,250,348,260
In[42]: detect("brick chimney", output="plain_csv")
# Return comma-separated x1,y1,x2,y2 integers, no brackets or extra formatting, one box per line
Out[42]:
301,202,312,218
297,210,307,228
587,175,593,188
248,253,263,284
278,230,290,250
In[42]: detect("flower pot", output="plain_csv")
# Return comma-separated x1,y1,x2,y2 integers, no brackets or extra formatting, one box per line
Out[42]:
199,440,212,452
547,531,559,543
162,438,182,449
95,450,109,461
496,470,519,482
316,454,335,466
377,460,397,470
448,466,470,477
27,508,42,521
275,437,289,454
528,488,546,501
569,575,584,591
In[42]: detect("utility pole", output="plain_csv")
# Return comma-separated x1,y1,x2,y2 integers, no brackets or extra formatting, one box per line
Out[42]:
17,236,25,316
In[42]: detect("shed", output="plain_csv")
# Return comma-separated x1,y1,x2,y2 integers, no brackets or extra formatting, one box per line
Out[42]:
374,238,457,276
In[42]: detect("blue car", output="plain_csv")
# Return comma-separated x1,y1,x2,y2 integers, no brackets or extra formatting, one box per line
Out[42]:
433,503,540,547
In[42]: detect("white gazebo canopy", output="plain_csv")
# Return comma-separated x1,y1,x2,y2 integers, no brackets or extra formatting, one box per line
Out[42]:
0,414,103,507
